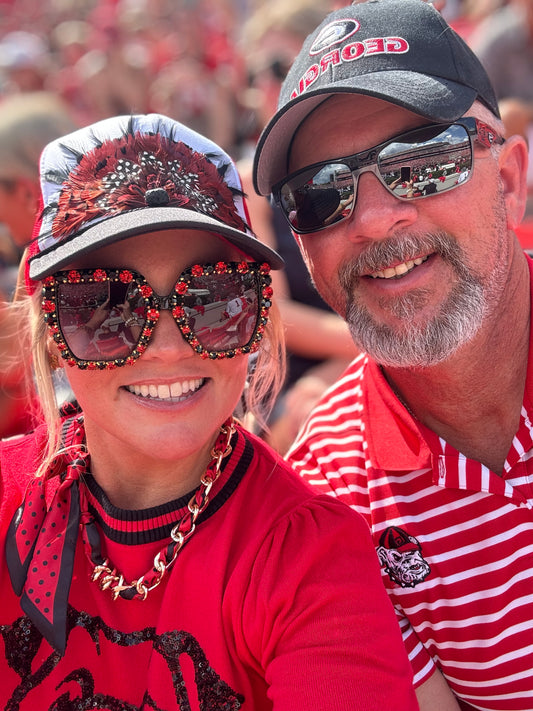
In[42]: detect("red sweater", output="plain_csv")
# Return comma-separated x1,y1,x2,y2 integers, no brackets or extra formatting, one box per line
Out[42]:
0,422,417,710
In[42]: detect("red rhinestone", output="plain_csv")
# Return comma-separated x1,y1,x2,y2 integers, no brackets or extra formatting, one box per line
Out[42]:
215,262,227,274
93,269,107,282
43,300,56,313
140,284,152,298
191,265,204,277
119,270,133,283
67,270,81,283
176,282,188,295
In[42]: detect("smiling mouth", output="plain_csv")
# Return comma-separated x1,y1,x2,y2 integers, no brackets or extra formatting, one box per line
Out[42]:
126,378,205,401
369,255,429,279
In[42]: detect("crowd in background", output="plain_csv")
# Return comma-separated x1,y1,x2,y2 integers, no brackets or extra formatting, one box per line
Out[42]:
0,0,531,446
0,0,521,160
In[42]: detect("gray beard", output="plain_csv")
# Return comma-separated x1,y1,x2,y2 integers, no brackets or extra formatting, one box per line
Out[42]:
338,232,486,367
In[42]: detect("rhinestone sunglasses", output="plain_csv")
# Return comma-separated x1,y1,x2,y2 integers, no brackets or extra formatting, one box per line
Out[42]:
42,261,273,369
273,117,504,234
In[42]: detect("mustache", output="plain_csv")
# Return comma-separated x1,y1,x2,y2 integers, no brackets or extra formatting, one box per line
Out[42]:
338,231,464,289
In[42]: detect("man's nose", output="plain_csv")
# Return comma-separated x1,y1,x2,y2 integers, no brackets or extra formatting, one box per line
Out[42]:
344,170,419,244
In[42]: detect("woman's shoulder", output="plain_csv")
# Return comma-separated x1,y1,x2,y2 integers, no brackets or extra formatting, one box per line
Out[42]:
236,425,363,527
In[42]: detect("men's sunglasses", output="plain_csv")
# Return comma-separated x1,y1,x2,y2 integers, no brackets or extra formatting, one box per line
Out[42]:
42,261,273,369
273,117,504,234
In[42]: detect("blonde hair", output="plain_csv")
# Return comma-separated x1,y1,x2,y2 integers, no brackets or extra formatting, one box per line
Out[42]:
23,282,286,478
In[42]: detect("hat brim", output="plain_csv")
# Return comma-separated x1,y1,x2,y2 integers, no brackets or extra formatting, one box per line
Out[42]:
253,70,478,195
28,206,284,280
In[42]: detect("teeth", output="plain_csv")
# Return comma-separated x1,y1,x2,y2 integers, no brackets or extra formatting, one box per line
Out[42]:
127,378,204,401
371,255,428,279
170,382,182,397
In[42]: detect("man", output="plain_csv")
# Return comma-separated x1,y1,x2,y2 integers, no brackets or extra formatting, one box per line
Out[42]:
253,1,531,709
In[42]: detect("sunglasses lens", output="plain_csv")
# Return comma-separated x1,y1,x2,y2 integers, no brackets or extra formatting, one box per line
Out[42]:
279,163,354,233
183,271,260,352
379,123,472,199
57,280,145,361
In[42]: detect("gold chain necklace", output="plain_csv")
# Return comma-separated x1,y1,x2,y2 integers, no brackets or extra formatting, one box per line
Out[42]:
86,418,236,601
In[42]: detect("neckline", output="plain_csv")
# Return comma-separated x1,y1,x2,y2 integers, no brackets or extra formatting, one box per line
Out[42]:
82,427,253,545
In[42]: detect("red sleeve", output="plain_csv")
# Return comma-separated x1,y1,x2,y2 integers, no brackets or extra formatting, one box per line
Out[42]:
396,604,437,688
237,496,419,710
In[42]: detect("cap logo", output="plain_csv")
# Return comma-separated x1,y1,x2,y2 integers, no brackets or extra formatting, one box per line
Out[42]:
309,19,360,55
290,20,409,100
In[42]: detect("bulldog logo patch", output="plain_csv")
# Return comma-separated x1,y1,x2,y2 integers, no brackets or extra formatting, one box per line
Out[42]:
377,526,431,588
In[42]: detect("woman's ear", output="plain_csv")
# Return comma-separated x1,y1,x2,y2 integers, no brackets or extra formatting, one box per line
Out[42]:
47,337,64,371
497,134,530,230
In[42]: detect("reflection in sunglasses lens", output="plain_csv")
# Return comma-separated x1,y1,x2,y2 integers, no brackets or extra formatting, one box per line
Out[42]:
380,124,472,200
184,273,259,352
57,281,146,361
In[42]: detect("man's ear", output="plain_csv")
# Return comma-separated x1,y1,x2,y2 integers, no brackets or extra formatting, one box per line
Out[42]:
497,134,529,230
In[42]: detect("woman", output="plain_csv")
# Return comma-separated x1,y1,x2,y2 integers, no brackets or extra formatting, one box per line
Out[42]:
0,114,418,709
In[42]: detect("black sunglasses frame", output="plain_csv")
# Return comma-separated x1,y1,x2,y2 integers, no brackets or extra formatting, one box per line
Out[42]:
42,261,273,370
273,117,504,235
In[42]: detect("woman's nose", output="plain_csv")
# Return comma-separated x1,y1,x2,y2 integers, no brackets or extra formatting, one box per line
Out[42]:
145,309,194,360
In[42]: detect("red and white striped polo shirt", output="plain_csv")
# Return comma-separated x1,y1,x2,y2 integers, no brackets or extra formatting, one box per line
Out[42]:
288,272,533,710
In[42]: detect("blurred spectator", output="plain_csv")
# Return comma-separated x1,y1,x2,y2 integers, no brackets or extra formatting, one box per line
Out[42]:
0,30,50,93
0,91,77,254
469,0,533,235
470,0,533,133
446,0,506,42
238,0,359,454
0,91,77,438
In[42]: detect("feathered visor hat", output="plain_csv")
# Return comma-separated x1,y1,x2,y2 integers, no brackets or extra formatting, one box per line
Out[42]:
26,113,283,292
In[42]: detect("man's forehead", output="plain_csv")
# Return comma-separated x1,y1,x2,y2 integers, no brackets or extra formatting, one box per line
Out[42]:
288,94,427,167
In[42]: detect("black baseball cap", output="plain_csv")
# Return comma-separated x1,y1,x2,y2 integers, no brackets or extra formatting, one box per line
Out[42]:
253,0,500,196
